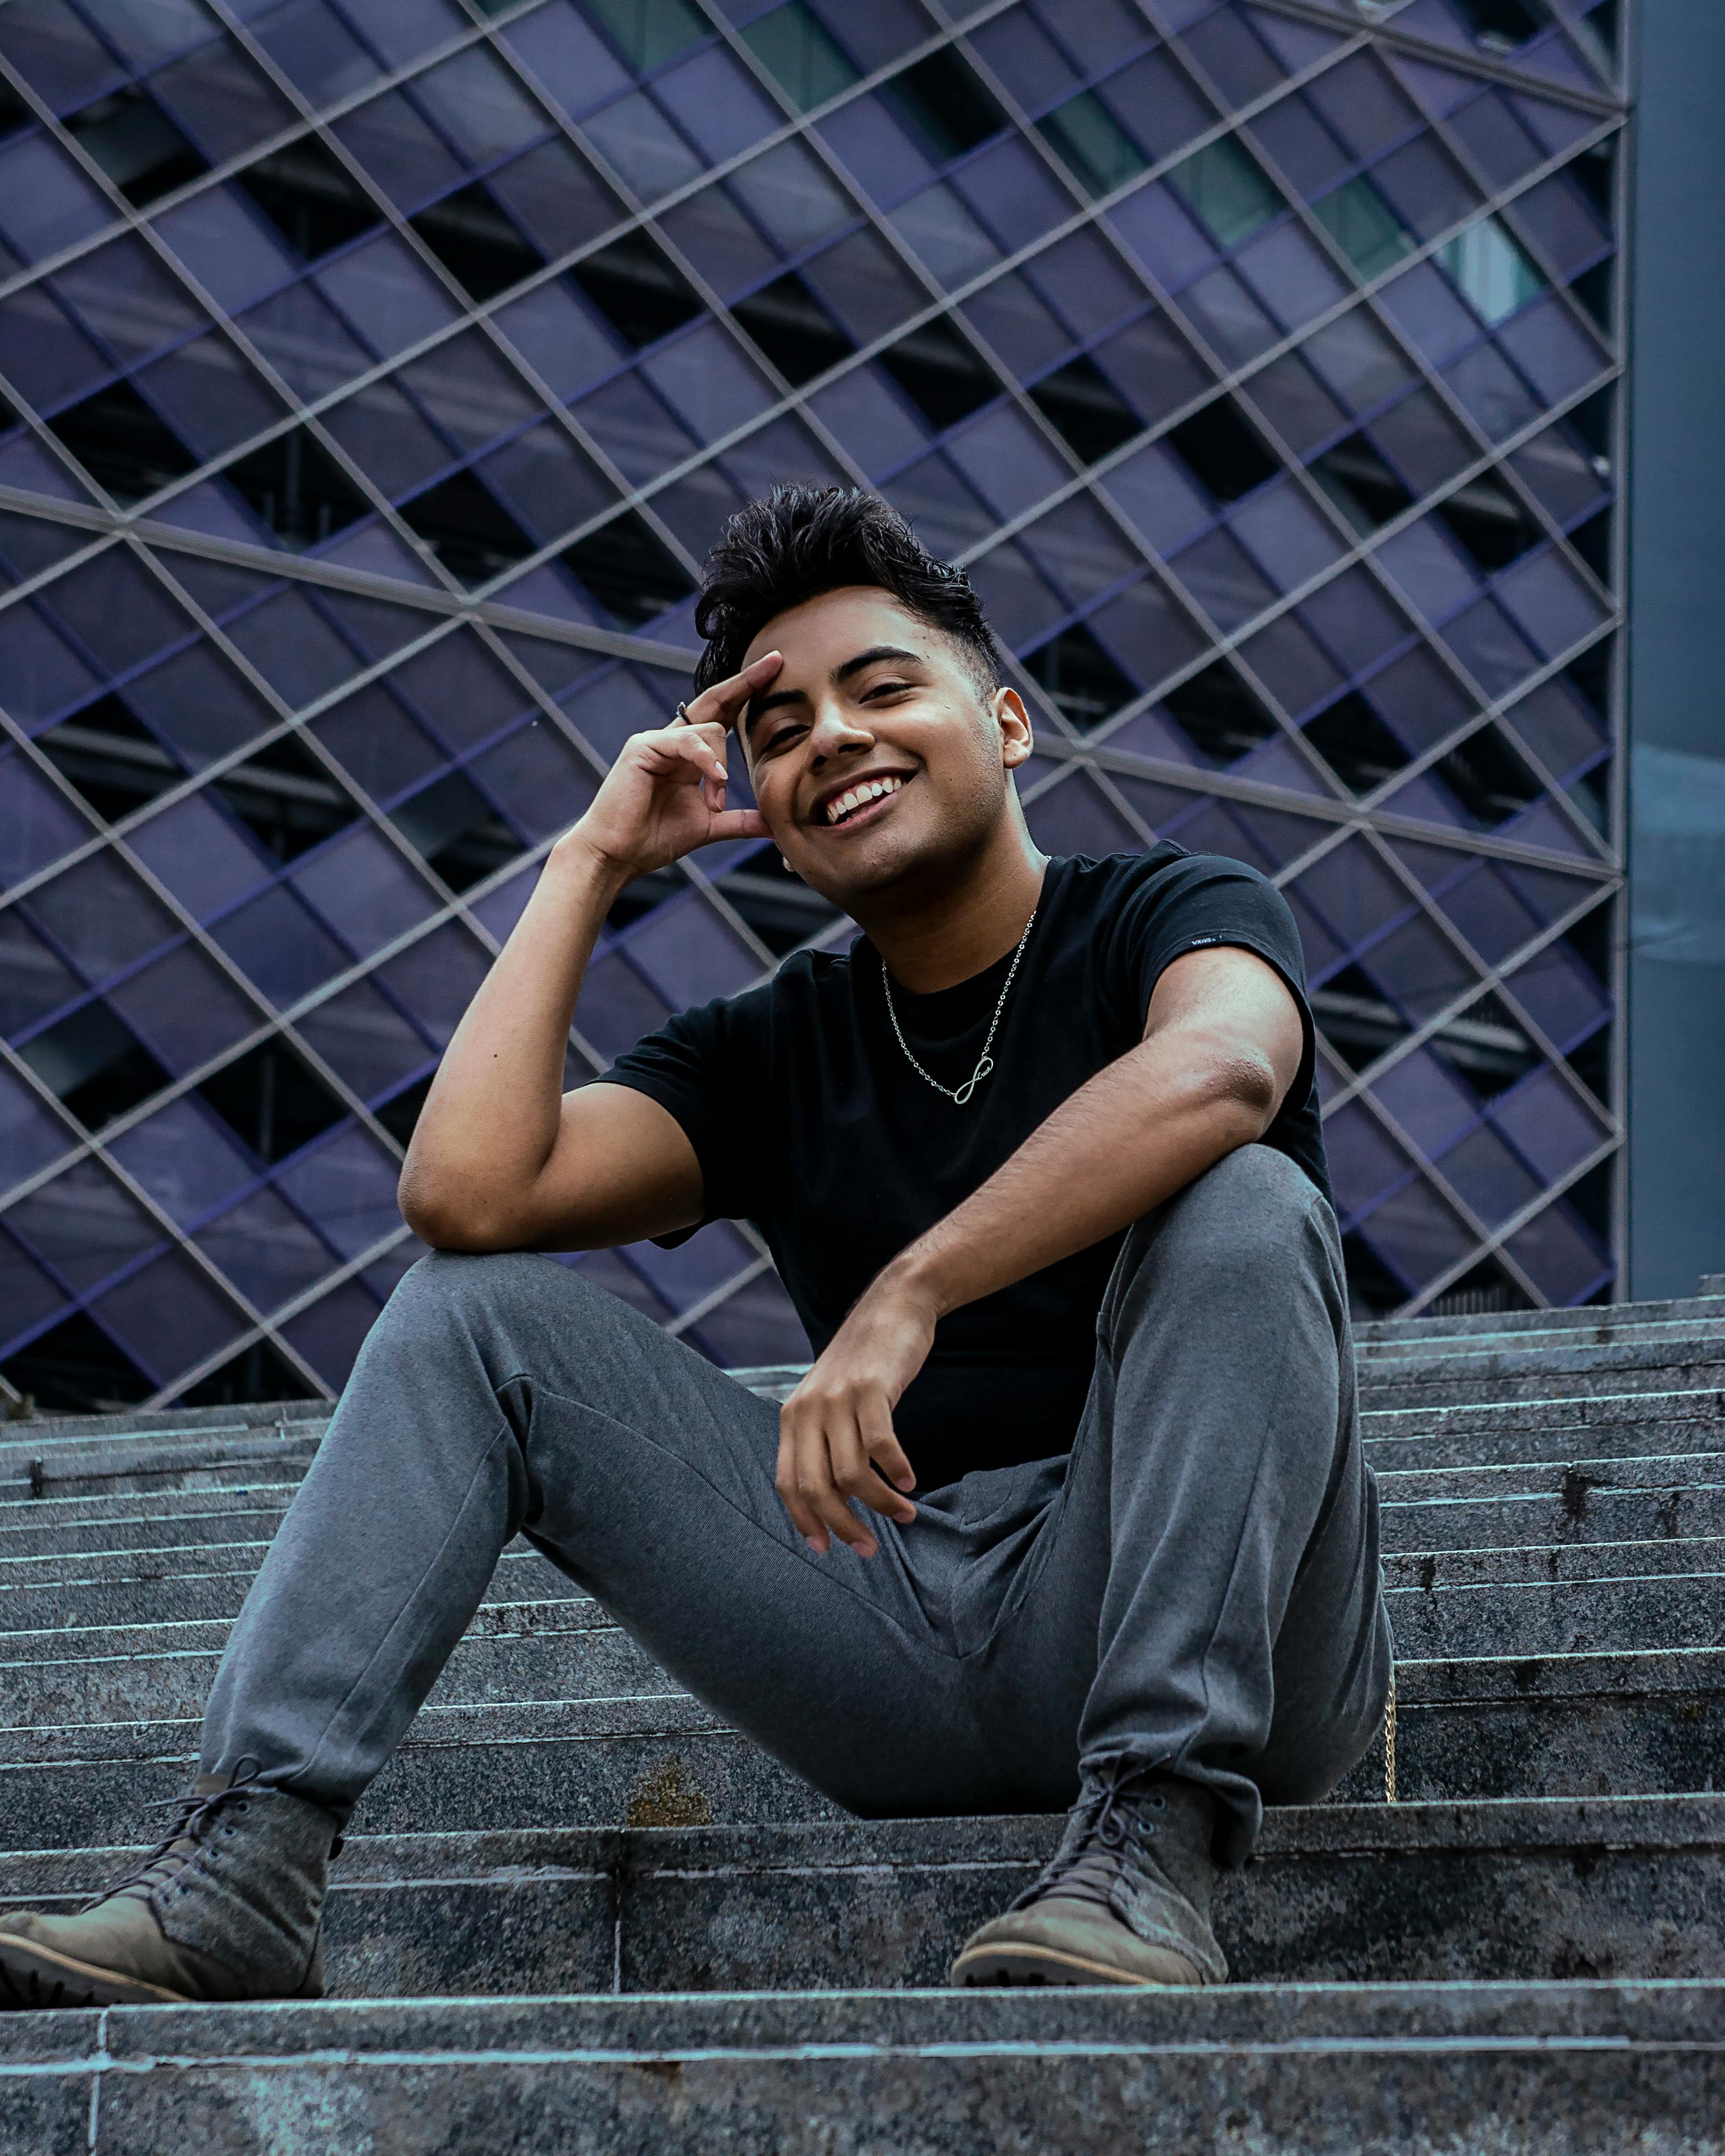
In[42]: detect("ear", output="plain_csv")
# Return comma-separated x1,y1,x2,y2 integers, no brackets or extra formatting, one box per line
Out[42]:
993,686,1034,769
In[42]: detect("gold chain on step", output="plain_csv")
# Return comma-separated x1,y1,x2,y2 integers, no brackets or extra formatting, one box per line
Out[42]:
1383,1662,1398,1804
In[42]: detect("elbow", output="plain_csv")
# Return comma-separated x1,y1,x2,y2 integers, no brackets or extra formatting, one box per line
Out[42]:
398,1163,513,1252
1187,1037,1283,1138
1219,1048,1281,1127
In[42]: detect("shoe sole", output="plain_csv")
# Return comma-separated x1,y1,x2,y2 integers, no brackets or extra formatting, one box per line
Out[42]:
0,1933,192,2011
950,1942,1204,1989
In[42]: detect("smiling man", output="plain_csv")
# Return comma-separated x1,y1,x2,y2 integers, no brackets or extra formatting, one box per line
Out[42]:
1,487,1391,2010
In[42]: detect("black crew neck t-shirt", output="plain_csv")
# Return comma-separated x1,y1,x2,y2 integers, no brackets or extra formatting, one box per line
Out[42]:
601,848,1328,1492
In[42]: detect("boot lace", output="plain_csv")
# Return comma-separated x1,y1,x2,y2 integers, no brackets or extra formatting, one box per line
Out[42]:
1015,1761,1166,1916
89,1757,268,1911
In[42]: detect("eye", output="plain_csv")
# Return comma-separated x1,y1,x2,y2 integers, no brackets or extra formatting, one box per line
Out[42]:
862,678,913,700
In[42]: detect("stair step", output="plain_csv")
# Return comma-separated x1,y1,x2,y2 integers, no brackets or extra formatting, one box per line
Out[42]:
3,1483,1708,1630
3,1797,1718,1995
5,1983,1722,2154
1356,1316,1725,1363
1354,1294,1725,1344
4,1551,1718,1735
0,1542,581,1632
1385,1569,1724,1659
5,1649,1722,1853
1358,1342,1725,1411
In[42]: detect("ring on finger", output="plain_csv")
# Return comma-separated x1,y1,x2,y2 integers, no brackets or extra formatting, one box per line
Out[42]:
674,700,689,722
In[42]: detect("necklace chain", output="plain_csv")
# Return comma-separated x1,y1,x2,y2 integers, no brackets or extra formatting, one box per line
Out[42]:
880,909,1037,1106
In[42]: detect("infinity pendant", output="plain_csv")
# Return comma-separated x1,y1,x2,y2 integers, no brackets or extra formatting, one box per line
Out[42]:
952,1055,995,1106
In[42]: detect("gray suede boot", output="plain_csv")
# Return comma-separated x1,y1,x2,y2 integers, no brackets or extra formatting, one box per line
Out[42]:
0,1762,343,2009
950,1766,1228,1987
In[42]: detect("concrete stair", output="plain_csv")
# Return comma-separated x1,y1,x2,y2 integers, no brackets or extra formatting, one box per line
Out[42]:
3,1292,1724,2148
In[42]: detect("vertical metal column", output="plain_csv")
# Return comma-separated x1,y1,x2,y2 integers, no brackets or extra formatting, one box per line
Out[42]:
1626,0,1725,1294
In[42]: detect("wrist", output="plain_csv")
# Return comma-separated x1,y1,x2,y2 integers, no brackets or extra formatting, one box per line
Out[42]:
549,828,634,905
876,1247,951,1323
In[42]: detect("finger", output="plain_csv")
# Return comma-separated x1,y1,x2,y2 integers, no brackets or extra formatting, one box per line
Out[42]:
776,1422,825,1552
643,728,730,789
683,651,783,733
829,1419,914,1528
795,1414,880,1557
856,1393,918,1509
704,807,770,843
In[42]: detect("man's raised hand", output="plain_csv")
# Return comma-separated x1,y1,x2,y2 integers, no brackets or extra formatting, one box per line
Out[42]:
571,653,780,883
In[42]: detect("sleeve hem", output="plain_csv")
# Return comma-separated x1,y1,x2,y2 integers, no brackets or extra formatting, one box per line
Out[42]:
1149,933,1317,1105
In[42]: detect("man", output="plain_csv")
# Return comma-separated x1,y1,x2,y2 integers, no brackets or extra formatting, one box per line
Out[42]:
0,486,1390,2008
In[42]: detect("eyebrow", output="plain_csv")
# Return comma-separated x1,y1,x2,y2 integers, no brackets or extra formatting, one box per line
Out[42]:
743,645,926,737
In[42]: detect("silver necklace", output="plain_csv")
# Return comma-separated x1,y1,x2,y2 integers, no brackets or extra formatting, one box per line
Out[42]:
880,909,1037,1106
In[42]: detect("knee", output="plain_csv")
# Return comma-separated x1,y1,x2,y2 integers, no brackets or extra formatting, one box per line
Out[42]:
1120,1146,1334,1301
377,1247,570,1345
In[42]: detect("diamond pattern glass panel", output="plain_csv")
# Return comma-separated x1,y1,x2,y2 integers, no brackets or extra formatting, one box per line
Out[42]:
0,0,1625,1407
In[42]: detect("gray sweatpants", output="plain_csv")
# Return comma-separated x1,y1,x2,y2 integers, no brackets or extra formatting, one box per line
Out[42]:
201,1145,1392,1864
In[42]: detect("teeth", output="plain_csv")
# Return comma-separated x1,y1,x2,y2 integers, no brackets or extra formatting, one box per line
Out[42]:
826,776,903,825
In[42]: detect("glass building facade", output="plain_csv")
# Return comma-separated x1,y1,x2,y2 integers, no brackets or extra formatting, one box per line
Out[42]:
0,0,1624,1413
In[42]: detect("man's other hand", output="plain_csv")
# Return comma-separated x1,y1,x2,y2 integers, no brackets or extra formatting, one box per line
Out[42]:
776,1278,934,1557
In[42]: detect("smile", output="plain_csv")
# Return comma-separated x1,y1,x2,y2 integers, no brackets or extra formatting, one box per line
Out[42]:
820,775,909,829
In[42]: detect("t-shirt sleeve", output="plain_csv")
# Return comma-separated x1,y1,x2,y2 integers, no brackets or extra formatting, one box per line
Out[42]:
592,992,757,1226
1101,851,1317,1097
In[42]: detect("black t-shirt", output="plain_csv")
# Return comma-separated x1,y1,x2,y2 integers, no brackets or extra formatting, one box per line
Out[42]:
601,848,1328,1491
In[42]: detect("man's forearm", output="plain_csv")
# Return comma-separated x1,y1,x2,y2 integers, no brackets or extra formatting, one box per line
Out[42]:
398,836,627,1241
881,1035,1276,1322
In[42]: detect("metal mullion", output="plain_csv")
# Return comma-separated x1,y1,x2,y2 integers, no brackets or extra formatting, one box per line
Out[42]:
197,3,686,596
664,1252,774,1341
1246,0,1621,116
1317,877,1627,1137
1233,89,1624,482
142,1217,429,1411
1395,1134,1621,1317
4,16,1609,665
926,136,1627,613
53,546,456,1163
31,185,479,597
0,603,481,921
133,542,553,977
1403,81,1625,444
436,615,791,993
1311,1030,1555,1314
1551,3,1621,97
0,0,541,308
0,480,699,672
0,522,125,620
641,858,781,980
0,1035,336,1400
1336,617,1620,855
1317,1044,1551,1305
1218,119,1631,740
714,5,1157,501
0,55,483,597
1319,849,1625,1142
1034,727,1618,881
1603,59,1632,1296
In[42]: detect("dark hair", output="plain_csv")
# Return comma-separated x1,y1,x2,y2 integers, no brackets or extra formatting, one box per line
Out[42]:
692,485,998,698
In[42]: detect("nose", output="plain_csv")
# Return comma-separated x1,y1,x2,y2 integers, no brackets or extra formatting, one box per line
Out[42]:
807,695,874,766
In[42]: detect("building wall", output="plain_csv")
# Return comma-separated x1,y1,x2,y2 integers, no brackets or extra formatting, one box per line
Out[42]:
0,0,1625,1413
1625,0,1725,1298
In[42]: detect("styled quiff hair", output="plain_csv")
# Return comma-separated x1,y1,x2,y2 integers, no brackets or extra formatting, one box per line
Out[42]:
692,484,999,699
